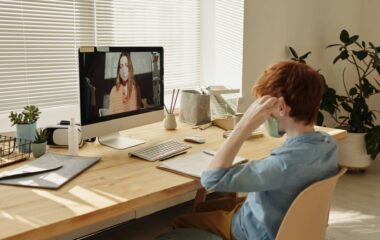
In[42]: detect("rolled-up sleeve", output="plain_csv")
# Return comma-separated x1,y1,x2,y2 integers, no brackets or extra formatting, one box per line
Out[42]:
201,155,288,193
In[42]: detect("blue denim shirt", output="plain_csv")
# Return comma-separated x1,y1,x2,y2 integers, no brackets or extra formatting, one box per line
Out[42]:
201,131,338,240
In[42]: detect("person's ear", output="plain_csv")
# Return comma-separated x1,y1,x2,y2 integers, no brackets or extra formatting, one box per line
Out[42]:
278,97,290,117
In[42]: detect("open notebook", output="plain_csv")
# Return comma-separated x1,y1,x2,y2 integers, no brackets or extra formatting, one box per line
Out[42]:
157,150,247,178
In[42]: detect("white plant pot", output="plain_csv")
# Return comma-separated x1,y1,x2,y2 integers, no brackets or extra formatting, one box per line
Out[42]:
338,132,372,169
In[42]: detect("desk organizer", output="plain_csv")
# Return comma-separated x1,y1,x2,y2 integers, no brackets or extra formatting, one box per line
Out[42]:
0,135,31,168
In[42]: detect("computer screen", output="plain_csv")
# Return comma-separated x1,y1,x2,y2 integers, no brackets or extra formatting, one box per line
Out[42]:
78,47,164,149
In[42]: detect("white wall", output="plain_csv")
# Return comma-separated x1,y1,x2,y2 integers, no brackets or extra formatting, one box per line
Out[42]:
359,0,380,124
241,0,379,125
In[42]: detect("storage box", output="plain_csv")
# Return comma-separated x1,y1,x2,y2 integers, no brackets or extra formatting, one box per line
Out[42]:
179,90,211,126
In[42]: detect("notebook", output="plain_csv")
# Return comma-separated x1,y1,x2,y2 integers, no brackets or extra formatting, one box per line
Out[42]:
157,150,247,178
0,153,100,189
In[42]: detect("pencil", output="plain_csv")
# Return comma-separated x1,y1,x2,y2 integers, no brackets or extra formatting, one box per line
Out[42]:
172,89,180,114
169,89,175,114
164,104,169,114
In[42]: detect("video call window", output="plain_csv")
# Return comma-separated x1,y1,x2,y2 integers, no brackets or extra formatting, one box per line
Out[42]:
79,48,163,125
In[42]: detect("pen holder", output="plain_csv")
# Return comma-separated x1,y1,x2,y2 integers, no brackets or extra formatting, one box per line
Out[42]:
164,114,177,130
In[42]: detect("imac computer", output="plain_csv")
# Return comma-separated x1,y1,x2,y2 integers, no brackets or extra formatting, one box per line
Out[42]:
78,47,164,149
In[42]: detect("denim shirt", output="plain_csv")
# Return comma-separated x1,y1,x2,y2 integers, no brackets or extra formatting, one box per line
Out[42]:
201,132,338,240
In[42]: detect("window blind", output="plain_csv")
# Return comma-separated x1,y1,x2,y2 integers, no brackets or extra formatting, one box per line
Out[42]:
0,0,200,115
215,0,244,90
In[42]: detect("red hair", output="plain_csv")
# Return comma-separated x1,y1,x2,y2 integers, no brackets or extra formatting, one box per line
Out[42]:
253,61,323,125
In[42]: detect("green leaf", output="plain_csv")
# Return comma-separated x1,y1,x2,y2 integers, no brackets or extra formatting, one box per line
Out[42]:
289,47,298,58
341,102,353,112
340,29,350,43
362,41,366,48
362,78,375,97
337,96,347,101
347,35,359,45
365,126,380,160
340,50,349,60
369,42,376,49
349,87,357,96
299,51,311,60
373,57,380,68
333,55,341,64
326,43,341,48
353,50,368,60
317,111,324,126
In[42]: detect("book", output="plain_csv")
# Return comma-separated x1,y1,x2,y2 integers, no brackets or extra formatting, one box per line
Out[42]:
157,150,247,178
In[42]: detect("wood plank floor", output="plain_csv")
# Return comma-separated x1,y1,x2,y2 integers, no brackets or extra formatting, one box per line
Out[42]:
83,160,380,240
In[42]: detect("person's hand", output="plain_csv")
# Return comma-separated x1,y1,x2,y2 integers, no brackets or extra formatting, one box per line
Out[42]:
235,95,278,134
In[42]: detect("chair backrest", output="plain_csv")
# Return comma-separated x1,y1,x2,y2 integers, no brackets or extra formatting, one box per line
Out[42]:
276,168,347,240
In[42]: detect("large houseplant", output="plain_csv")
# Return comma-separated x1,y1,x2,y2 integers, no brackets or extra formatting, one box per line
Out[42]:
289,31,380,167
326,29,380,165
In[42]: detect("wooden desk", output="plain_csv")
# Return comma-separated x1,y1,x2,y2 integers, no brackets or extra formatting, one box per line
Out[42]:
0,121,346,240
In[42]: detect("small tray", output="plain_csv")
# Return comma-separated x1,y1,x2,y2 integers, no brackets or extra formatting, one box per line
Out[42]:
0,135,31,168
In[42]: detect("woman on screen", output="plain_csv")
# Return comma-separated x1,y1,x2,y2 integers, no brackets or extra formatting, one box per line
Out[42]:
109,52,141,114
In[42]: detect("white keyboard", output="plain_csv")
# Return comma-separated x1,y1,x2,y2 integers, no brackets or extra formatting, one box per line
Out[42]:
128,139,191,161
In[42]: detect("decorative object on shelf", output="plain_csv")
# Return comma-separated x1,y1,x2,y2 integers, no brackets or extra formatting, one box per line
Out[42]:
31,128,48,158
0,135,31,168
9,105,41,153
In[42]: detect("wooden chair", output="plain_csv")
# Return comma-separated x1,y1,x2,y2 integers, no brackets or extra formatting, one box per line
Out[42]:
156,168,346,240
275,168,347,240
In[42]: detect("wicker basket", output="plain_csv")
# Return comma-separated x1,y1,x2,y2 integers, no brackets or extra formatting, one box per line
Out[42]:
0,135,31,168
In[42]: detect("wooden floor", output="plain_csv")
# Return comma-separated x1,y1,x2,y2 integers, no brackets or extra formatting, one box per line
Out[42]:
82,161,380,240
327,159,380,240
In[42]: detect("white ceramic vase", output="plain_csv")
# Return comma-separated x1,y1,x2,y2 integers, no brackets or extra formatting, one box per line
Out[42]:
164,114,177,130
338,132,372,169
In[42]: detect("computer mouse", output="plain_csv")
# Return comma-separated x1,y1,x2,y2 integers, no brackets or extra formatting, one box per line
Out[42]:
184,136,206,144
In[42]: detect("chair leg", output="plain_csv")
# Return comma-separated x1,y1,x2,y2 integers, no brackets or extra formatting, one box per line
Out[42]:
193,188,207,212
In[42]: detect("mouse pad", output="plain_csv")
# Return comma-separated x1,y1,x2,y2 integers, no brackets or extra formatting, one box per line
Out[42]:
0,153,100,189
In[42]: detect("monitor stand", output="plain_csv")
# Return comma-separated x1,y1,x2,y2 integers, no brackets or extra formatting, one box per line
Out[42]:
98,132,145,150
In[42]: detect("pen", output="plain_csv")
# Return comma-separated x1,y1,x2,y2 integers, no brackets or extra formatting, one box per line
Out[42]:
203,150,215,156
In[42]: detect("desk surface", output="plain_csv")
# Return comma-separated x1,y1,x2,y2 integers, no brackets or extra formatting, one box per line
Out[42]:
0,121,347,240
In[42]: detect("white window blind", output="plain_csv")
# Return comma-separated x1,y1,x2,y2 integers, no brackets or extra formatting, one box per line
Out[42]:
0,0,200,115
215,0,244,89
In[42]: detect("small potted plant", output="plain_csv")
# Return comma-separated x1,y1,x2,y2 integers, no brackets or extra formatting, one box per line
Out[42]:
32,128,48,158
9,105,41,152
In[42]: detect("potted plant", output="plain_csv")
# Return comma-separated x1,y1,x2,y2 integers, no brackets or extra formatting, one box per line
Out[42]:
326,29,380,169
32,128,48,158
289,36,380,170
9,105,41,152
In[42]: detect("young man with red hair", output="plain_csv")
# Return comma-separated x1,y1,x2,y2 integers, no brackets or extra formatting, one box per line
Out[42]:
173,61,338,240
